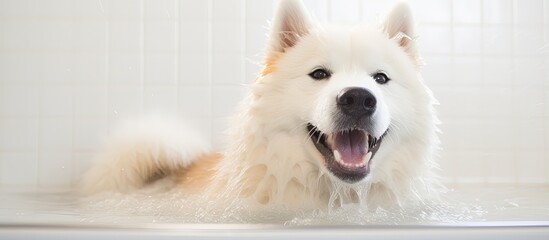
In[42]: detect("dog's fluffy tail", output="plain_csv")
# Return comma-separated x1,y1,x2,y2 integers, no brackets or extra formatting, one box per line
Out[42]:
80,117,209,195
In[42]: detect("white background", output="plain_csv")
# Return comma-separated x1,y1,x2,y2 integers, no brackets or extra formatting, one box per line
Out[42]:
0,0,548,187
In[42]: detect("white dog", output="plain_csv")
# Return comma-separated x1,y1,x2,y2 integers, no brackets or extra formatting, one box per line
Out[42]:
82,0,440,209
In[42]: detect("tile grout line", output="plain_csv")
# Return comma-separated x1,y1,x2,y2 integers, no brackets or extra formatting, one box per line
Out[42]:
140,0,146,117
449,0,457,184
511,0,518,185
241,0,246,86
105,1,112,138
175,0,180,116
479,0,487,184
69,3,77,188
208,0,214,144
543,0,549,184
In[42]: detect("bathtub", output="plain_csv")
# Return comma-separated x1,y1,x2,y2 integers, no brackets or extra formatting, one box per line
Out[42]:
1,184,548,239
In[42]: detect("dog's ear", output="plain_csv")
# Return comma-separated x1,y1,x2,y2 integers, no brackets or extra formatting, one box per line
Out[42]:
382,2,419,62
267,0,312,56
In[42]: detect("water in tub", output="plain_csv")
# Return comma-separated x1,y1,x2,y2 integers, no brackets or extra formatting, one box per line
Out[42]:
1,182,548,225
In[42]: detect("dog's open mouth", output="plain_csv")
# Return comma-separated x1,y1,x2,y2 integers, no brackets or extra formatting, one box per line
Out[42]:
307,123,386,183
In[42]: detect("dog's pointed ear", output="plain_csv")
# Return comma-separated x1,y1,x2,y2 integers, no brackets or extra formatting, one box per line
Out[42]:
382,2,419,61
267,0,312,55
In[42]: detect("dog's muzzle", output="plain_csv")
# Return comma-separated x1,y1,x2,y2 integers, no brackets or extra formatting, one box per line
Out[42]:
307,87,387,183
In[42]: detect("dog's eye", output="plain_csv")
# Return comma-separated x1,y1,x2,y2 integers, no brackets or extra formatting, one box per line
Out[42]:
309,68,331,80
373,72,390,84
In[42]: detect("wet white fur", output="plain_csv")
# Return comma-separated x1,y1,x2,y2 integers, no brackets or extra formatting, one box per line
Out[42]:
82,0,441,209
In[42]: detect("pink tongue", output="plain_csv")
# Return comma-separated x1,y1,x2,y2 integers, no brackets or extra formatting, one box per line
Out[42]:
332,130,368,164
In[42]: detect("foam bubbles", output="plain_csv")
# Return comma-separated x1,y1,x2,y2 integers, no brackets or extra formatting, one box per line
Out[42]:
80,187,482,225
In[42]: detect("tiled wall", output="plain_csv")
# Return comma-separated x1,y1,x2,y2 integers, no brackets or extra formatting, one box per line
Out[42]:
0,0,548,187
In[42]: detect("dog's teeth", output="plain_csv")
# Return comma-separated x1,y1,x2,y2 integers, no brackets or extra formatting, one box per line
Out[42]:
334,150,342,163
362,152,373,165
326,136,334,148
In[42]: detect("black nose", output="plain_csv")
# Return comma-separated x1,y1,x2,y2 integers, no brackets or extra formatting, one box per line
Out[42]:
336,87,377,117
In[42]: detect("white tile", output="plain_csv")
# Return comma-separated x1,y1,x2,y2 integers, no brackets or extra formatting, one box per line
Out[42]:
0,85,39,117
435,87,513,118
437,150,459,183
145,53,177,85
71,0,108,18
440,118,513,152
546,0,549,25
38,151,72,187
513,57,544,86
0,152,38,186
71,53,108,85
482,57,513,86
0,21,73,51
411,0,452,24
516,151,546,183
545,59,549,88
450,151,486,184
245,0,275,21
39,53,75,85
0,53,33,85
212,22,242,54
302,0,329,22
453,26,482,55
452,57,482,86
72,152,97,184
245,61,262,83
359,0,396,22
417,26,452,54
514,118,545,151
109,20,141,52
179,22,209,54
211,117,229,150
421,56,452,86
482,27,512,55
546,123,549,183
178,86,211,117
483,0,513,24
71,20,107,51
40,85,73,117
74,84,108,117
0,118,38,151
245,23,269,57
514,27,545,55
211,86,245,117
0,0,73,18
178,54,210,85
73,117,108,151
513,88,545,118
453,0,481,23
212,0,242,22
109,53,142,85
143,85,178,115
483,152,516,183
108,85,142,118
179,0,210,22
109,0,141,19
330,0,361,24
39,117,73,151
515,0,544,25
145,0,176,19
0,53,74,85
212,54,243,85
145,20,176,52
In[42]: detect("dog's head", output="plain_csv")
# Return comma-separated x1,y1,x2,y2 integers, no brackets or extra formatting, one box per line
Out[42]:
254,0,436,187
